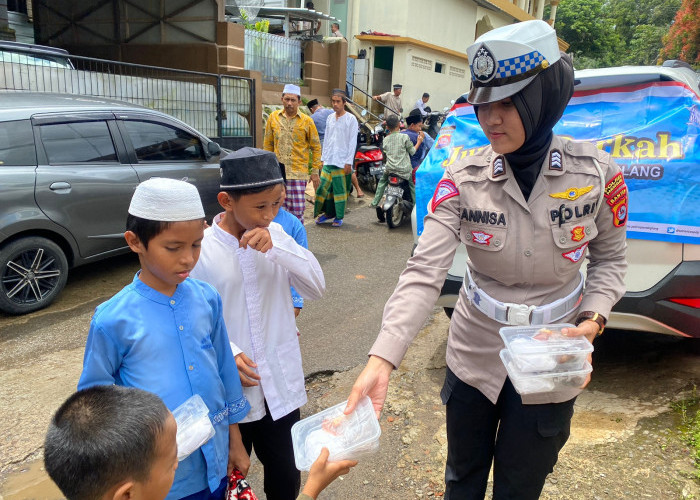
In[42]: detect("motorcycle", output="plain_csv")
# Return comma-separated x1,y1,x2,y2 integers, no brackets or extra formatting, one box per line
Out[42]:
377,174,413,229
423,107,450,139
354,123,385,192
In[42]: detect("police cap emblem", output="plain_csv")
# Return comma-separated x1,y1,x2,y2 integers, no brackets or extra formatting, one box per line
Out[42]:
471,44,496,83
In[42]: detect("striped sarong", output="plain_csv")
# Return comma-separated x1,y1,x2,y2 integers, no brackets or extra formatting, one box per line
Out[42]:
284,179,308,222
314,165,351,219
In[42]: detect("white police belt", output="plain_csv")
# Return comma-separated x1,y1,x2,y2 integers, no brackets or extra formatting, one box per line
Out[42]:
463,267,584,326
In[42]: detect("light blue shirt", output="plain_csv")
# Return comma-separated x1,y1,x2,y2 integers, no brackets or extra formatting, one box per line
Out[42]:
78,275,250,499
273,207,308,308
312,107,334,145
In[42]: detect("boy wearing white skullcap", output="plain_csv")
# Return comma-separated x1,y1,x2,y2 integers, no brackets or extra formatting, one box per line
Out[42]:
78,177,251,500
190,148,326,500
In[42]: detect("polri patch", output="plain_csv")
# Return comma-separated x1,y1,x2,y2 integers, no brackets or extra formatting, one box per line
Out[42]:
604,173,625,197
562,242,588,263
612,199,627,227
605,184,628,207
571,226,585,242
431,179,459,213
549,149,563,171
492,156,505,177
471,231,493,245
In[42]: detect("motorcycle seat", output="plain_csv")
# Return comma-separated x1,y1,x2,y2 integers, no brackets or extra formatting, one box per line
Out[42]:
357,145,379,152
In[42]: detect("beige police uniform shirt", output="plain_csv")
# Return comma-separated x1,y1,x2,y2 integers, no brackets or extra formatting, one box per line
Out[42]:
369,135,628,405
377,91,403,118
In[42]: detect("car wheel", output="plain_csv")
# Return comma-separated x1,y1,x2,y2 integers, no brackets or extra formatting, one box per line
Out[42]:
386,203,404,228
0,237,69,315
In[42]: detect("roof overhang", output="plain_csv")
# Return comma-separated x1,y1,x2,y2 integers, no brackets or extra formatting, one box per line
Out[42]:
225,6,339,23
355,35,470,62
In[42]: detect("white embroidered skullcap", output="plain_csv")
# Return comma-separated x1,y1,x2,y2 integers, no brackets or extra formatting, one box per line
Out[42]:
283,83,301,96
128,177,205,221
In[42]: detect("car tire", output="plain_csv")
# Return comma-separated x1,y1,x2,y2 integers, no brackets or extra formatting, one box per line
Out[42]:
0,237,69,315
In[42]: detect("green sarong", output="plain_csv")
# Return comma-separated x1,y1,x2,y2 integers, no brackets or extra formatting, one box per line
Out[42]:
314,165,351,219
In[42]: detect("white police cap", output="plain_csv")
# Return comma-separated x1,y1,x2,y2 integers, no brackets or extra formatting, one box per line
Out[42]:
467,20,560,105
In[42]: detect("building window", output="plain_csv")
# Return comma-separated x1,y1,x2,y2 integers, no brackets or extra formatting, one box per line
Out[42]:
435,62,445,74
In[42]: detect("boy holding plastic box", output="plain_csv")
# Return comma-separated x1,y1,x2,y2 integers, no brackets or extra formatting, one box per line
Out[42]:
44,386,355,500
191,147,326,500
78,177,251,500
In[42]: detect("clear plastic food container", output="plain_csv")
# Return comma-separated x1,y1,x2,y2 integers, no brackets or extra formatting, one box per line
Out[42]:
499,324,593,373
173,394,215,461
291,396,381,471
500,349,592,395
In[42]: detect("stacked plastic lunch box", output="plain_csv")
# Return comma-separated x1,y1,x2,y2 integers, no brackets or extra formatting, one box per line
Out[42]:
499,324,594,395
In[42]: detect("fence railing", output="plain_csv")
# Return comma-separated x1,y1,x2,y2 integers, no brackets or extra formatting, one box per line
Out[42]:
0,52,255,147
244,30,302,84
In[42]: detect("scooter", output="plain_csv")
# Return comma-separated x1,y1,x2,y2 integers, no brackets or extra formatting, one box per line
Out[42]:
377,174,413,229
423,107,449,139
354,124,385,192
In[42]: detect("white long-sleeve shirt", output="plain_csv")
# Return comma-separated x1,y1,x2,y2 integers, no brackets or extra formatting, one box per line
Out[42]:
320,111,358,168
191,215,326,422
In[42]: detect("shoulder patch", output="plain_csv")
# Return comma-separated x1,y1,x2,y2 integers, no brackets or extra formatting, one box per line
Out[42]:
492,156,505,177
604,172,626,197
549,149,563,170
431,179,459,213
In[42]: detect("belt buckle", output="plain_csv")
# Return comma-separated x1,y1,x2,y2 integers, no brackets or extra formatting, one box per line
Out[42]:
505,303,535,326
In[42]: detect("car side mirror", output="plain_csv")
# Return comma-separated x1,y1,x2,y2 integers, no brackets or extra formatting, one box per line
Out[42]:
207,141,222,157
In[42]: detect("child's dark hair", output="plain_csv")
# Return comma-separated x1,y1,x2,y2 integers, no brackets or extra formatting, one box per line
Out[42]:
386,114,400,130
126,214,172,248
225,181,284,201
44,386,170,500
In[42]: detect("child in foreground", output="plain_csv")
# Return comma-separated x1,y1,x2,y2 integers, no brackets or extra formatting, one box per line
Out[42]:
77,177,250,499
44,386,357,500
191,147,326,500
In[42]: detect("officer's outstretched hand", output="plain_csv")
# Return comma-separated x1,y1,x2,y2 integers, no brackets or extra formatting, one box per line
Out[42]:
345,355,394,419
562,321,600,388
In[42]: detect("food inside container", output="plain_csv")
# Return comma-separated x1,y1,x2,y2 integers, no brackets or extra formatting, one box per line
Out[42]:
173,394,215,461
499,324,593,373
500,349,592,395
291,396,381,471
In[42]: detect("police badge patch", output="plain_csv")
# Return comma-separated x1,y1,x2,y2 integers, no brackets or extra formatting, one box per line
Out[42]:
431,179,459,213
571,226,585,242
471,44,496,83
562,242,588,263
471,231,493,245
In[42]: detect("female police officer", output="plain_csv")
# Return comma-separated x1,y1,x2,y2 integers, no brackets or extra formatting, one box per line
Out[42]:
344,20,627,499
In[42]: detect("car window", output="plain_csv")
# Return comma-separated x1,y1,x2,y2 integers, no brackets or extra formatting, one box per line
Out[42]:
39,121,118,163
0,119,36,166
0,50,72,69
122,120,205,162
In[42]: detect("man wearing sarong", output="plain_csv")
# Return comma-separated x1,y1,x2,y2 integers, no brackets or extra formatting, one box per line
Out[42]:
314,89,358,227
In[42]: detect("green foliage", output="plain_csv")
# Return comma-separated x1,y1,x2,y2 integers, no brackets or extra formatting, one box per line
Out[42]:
240,9,270,32
555,0,684,68
671,387,700,479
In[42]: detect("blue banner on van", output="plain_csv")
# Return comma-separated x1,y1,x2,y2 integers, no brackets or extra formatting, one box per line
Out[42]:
415,82,700,244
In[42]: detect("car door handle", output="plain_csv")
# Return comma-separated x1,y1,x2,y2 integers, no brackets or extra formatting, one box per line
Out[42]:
49,182,72,191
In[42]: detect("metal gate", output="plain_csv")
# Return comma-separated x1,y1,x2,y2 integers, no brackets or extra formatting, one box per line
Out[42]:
0,50,255,150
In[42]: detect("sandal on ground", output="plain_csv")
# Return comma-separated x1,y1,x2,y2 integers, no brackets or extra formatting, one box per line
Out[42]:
332,218,344,227
315,214,331,224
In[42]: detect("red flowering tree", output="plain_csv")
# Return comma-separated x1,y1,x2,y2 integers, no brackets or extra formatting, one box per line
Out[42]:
660,0,700,67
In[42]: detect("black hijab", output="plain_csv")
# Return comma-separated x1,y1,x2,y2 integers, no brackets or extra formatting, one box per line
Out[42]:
475,53,575,200
507,53,575,199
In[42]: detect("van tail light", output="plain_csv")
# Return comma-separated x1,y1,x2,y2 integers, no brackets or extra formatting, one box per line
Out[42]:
668,298,700,308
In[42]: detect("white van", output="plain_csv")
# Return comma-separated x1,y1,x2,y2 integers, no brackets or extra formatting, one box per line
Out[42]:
413,62,700,338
